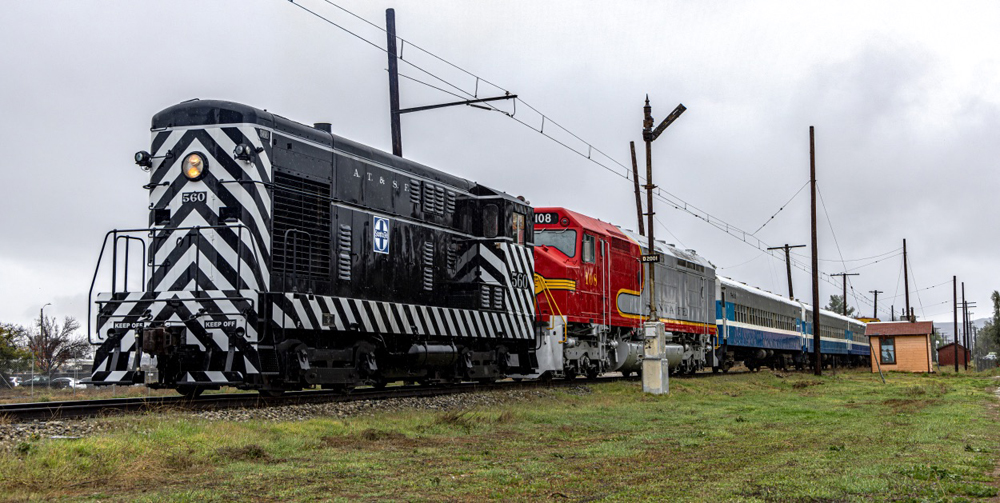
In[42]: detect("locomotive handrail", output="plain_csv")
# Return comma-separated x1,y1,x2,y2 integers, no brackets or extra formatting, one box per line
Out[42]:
111,235,146,295
534,275,568,345
88,224,264,346
277,228,315,340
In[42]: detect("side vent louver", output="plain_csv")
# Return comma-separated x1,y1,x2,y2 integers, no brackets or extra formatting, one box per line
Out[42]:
481,286,492,309
445,191,456,214
446,243,457,273
434,186,445,214
493,286,504,310
422,242,434,290
409,179,421,207
423,182,435,213
338,224,352,281
417,182,448,215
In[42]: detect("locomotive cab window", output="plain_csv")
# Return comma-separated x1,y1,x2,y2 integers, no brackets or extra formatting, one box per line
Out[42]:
582,234,595,263
535,229,577,258
483,204,499,238
513,212,526,245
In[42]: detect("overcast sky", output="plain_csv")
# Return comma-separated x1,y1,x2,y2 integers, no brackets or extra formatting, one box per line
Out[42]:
1,1,998,334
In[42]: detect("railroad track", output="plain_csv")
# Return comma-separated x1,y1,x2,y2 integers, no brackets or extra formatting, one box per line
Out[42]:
0,377,625,424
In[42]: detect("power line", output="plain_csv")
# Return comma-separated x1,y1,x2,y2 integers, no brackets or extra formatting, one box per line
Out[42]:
752,180,809,235
287,1,901,304
791,246,903,263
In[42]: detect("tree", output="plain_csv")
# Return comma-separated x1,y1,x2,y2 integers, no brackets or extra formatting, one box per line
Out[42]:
990,291,1000,346
824,295,855,317
24,316,91,376
0,323,31,386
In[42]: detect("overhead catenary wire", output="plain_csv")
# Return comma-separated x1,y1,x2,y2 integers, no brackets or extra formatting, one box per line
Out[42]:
287,0,904,308
752,180,809,236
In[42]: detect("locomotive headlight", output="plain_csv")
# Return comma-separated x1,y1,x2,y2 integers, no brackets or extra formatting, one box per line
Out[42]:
182,153,207,181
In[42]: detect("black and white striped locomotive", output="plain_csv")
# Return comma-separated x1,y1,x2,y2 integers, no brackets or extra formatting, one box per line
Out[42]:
87,100,536,396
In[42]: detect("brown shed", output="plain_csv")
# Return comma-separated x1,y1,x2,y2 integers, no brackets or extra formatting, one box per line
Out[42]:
936,343,971,367
866,321,934,373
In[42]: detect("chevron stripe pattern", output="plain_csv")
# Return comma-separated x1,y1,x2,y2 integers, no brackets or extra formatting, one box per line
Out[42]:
90,290,260,384
147,125,271,293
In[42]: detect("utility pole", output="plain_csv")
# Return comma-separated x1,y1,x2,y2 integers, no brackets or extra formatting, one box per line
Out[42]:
870,290,883,319
953,276,958,372
903,239,911,320
962,282,967,370
384,9,515,158
630,142,645,236
767,244,806,299
386,9,402,157
34,303,50,396
641,97,686,321
810,126,822,376
831,272,860,316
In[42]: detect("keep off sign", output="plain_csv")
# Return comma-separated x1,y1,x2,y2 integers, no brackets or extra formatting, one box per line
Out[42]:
640,254,660,263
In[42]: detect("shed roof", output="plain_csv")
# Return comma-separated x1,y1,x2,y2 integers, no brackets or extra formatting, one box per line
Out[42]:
937,342,969,352
865,321,934,337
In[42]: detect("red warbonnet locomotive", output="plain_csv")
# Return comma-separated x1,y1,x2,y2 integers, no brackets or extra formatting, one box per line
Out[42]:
530,208,717,378
84,100,865,396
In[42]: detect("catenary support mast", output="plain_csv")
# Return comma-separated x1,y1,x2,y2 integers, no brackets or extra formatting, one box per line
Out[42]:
810,126,821,376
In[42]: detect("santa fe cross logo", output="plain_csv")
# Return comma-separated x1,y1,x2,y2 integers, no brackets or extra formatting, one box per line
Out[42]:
373,216,390,254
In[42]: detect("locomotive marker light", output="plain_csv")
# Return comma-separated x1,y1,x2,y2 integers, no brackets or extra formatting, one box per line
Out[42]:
134,150,152,168
182,152,207,181
233,143,254,161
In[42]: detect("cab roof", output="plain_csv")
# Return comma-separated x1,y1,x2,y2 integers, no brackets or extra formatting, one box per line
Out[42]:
151,99,525,204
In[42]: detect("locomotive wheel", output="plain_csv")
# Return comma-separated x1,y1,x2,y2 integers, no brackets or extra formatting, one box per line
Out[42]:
177,386,204,399
564,369,577,380
354,341,378,378
581,356,598,380
370,378,388,389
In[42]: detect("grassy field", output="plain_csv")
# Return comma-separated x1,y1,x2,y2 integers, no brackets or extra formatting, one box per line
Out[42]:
1,369,998,502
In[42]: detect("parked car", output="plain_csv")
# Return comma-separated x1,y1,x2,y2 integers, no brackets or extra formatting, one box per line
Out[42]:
24,376,51,388
51,377,84,389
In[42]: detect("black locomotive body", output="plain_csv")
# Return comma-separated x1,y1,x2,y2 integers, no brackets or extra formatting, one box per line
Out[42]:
88,100,537,395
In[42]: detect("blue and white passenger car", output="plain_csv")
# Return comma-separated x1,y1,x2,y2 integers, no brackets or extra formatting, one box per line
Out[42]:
714,276,869,371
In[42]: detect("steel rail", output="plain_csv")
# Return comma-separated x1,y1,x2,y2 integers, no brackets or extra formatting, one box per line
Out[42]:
0,377,628,424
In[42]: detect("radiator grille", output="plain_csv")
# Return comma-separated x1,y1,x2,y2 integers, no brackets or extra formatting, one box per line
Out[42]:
272,172,331,280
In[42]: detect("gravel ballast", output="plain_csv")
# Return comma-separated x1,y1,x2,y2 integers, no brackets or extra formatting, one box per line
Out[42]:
0,387,559,452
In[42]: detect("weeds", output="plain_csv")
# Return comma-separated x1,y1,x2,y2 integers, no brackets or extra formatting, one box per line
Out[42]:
0,370,997,502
